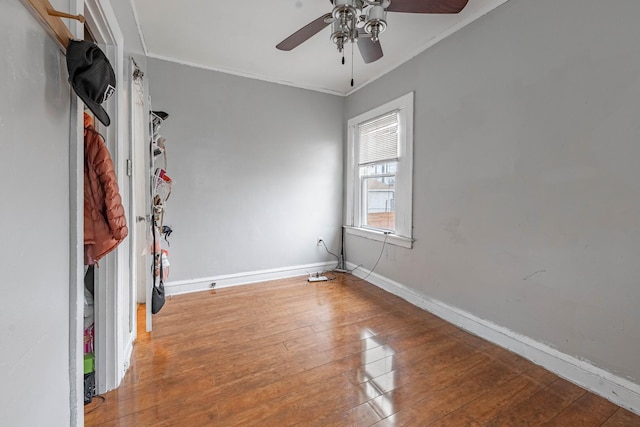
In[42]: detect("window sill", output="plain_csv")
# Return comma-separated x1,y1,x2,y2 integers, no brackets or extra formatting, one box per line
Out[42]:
344,226,413,249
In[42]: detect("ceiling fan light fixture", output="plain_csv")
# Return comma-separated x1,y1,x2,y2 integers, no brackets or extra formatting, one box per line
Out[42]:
331,20,349,53
364,5,387,42
330,0,362,53
332,0,358,24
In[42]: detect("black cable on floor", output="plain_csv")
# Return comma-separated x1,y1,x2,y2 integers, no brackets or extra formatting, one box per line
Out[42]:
358,232,389,282
85,395,106,414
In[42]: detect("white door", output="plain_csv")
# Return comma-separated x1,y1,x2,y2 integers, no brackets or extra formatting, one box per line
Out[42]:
131,67,152,332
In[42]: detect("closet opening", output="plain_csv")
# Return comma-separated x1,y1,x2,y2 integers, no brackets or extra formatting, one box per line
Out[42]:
79,0,131,417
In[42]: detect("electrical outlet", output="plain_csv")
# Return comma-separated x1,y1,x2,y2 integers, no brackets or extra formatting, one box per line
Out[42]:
317,237,323,246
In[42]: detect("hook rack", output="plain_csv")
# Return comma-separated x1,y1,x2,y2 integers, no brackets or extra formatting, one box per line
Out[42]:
21,0,84,51
47,8,85,24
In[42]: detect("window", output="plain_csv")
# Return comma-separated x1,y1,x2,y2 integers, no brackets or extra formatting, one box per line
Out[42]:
346,92,413,248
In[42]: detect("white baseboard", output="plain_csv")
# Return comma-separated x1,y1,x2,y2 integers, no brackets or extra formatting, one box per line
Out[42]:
347,262,640,415
164,261,336,296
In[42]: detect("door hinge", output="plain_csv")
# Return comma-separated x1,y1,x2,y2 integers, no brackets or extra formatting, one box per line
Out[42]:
126,159,132,177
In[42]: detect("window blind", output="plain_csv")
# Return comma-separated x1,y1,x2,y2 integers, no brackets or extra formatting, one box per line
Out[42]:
358,110,399,165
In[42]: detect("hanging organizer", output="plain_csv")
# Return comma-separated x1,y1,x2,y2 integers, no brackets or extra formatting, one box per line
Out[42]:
150,111,172,313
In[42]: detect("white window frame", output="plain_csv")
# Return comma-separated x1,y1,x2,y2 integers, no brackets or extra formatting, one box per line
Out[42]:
346,92,414,248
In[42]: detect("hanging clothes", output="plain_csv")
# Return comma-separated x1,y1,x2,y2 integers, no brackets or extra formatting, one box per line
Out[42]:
84,112,128,265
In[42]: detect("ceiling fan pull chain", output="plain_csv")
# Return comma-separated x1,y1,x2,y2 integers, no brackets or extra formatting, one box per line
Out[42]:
351,42,354,87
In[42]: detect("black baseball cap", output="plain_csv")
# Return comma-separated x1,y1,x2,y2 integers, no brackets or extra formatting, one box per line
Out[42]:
66,40,116,127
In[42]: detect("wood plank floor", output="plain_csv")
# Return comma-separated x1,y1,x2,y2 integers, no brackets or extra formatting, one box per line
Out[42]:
85,274,640,426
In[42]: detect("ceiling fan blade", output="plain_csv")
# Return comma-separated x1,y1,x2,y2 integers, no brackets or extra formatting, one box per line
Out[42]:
386,0,469,14
357,36,383,64
276,13,333,51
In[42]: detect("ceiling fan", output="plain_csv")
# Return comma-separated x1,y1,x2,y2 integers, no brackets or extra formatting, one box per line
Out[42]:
276,0,469,64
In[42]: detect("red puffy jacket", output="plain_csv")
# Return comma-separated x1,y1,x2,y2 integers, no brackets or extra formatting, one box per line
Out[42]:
84,113,128,265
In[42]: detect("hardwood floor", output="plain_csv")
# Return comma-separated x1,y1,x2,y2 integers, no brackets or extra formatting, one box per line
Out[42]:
85,274,640,426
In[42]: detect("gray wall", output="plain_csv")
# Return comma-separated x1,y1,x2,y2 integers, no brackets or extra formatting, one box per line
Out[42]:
346,0,640,384
110,0,146,57
0,1,72,425
147,59,344,282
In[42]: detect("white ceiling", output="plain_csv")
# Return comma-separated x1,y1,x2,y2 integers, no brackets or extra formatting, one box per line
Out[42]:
131,0,508,95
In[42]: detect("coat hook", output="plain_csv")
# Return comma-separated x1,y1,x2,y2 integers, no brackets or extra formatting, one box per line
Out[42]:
47,8,85,23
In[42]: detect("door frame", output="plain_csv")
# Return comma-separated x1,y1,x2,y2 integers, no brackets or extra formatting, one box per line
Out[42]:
68,0,130,424
83,0,132,396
